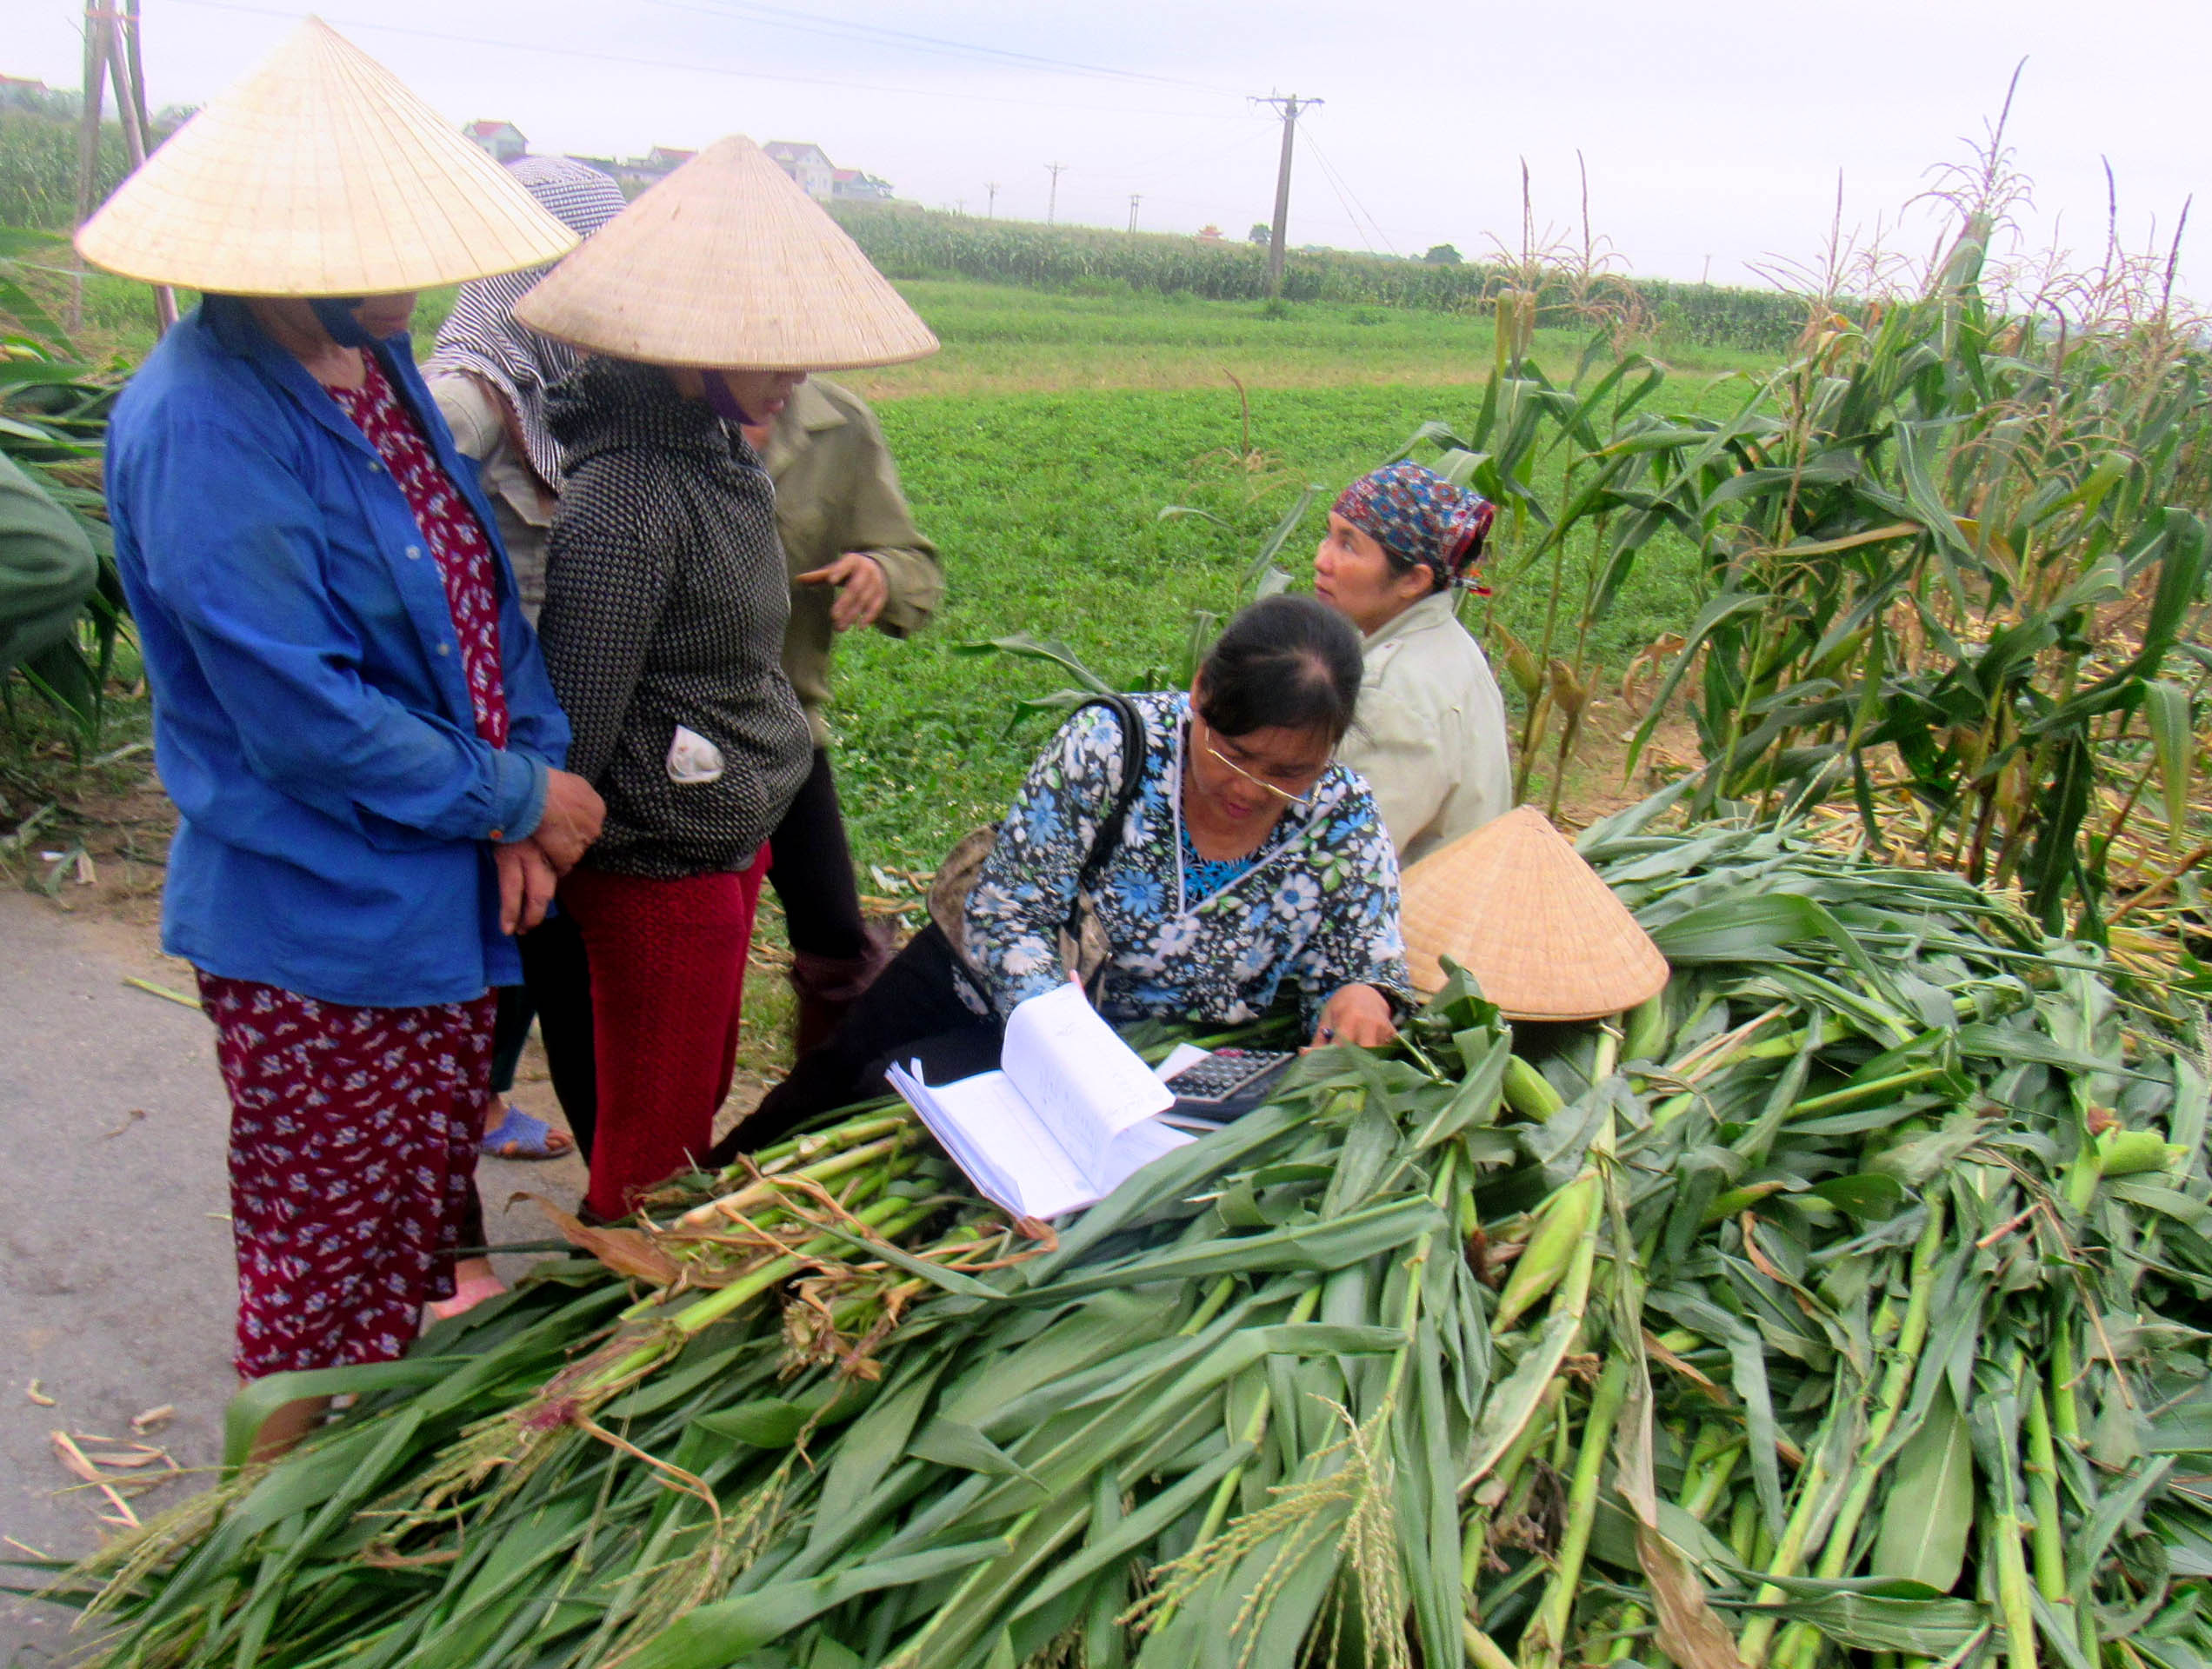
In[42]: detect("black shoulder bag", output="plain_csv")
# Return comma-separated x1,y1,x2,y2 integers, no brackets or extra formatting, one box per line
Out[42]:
927,692,1149,999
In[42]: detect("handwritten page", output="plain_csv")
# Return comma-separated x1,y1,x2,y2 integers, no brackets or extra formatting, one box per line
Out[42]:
1000,982,1174,1154
885,986,1189,1221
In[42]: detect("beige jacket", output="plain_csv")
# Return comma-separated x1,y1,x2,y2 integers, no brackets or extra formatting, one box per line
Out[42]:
429,371,556,623
756,378,942,746
1337,590,1513,866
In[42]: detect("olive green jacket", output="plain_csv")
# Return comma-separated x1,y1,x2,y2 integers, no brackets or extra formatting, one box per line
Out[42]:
758,379,941,745
433,372,939,743
0,451,98,675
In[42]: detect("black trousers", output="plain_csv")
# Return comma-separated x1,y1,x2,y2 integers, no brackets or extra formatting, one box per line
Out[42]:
772,746,872,963
704,921,1000,1164
489,983,533,1098
523,748,876,1164
518,907,599,1155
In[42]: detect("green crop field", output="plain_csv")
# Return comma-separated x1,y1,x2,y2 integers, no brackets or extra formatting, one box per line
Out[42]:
395,279,1769,888
9,272,1761,889
826,372,1742,871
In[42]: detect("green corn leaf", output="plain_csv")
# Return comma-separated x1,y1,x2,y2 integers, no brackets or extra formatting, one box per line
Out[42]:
221,1359,460,1471
618,1539,1016,1669
1727,1579,1991,1656
908,1419,1044,1486
2144,681,2195,842
1870,1381,1975,1591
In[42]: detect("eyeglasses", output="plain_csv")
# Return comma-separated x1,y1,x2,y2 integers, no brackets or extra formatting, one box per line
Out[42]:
1194,720,1324,809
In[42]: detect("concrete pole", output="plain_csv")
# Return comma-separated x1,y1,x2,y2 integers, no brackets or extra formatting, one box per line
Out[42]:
105,3,174,330
1260,93,1319,298
70,0,111,331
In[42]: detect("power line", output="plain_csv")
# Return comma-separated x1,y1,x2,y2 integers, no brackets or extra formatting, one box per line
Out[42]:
1302,127,1400,256
162,0,1255,123
631,0,1241,99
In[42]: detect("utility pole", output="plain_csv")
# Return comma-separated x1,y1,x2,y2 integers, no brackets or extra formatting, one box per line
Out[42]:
1252,92,1320,297
985,181,999,217
1127,193,1142,232
75,0,174,333
1044,161,1066,225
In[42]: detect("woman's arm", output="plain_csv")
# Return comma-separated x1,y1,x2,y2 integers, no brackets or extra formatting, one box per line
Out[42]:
962,703,1132,1014
123,411,545,845
836,401,943,637
536,454,677,786
1285,789,1415,1034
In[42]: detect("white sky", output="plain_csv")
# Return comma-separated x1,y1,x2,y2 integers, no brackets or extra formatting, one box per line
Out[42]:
15,0,2209,299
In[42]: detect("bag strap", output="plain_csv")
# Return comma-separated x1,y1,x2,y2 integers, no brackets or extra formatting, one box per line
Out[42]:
1067,692,1148,921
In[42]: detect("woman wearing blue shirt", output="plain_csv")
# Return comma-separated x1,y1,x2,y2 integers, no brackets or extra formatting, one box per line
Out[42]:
75,21,601,1454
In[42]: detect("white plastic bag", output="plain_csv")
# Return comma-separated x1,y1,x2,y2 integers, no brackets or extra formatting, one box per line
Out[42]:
666,724,725,784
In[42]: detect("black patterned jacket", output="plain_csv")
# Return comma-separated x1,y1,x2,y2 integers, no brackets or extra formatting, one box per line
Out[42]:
539,357,810,879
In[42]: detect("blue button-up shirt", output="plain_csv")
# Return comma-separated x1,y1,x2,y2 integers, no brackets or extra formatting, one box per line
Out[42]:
107,297,570,1007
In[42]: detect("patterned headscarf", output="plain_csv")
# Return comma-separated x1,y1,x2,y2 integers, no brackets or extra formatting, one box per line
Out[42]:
1331,462,1497,591
425,157,628,489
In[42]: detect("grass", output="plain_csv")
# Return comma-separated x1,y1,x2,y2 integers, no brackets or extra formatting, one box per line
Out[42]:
395,277,1782,396
830,376,1740,870
16,272,1761,922
836,281,1781,397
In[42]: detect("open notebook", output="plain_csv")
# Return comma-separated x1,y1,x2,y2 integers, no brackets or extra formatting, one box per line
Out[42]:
885,982,1194,1220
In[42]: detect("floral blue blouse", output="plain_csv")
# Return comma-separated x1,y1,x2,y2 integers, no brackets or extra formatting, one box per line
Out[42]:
965,692,1411,1029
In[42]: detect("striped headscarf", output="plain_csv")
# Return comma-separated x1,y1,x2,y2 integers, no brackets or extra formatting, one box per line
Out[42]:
425,157,628,489
1332,462,1497,591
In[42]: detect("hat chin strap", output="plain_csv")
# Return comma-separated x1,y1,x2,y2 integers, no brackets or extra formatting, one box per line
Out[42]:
700,370,754,424
310,297,378,348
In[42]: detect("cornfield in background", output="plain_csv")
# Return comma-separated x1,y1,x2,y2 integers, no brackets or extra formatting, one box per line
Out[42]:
830,203,1810,356
1,226,129,754
1399,136,2211,948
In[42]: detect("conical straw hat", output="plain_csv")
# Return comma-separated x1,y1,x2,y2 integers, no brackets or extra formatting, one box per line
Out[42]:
75,18,577,296
1400,806,1669,1019
511,136,939,370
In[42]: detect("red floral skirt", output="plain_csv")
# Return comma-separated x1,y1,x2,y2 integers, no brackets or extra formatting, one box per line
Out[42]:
197,973,494,1379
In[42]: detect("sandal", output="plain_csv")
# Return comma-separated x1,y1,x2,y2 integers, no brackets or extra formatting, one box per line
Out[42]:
482,1103,574,1160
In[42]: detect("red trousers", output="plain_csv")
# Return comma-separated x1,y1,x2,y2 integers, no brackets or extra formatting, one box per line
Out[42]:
561,853,767,1219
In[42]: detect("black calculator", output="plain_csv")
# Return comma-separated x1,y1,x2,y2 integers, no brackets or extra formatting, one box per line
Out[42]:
1168,1048,1295,1105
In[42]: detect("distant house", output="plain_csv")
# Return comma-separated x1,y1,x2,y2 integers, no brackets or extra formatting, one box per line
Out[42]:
464,120,527,163
831,167,893,203
764,141,836,203
594,146,698,196
0,76,74,118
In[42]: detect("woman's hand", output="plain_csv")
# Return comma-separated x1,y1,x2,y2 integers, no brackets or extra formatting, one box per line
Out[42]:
796,552,889,631
1310,983,1397,1049
494,840,559,934
532,768,606,874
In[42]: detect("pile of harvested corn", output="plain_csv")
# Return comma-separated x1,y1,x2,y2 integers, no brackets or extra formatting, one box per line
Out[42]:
30,797,2212,1669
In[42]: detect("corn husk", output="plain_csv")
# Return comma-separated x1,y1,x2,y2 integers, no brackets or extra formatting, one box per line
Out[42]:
33,797,2212,1669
